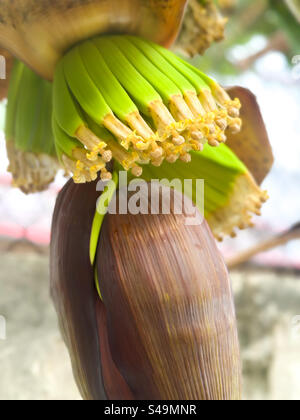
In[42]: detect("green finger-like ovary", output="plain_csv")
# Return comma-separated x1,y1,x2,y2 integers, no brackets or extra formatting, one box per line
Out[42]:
52,116,81,158
5,60,25,141
79,41,138,122
94,38,161,117
179,57,217,88
128,36,196,95
112,36,181,104
53,61,84,137
63,46,111,124
152,43,211,94
15,65,43,152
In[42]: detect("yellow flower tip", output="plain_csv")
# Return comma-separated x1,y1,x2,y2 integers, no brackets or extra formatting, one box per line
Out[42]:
208,139,220,147
76,160,85,170
261,191,269,203
207,123,216,134
191,141,204,152
135,140,150,151
125,131,151,151
227,116,242,135
5,141,58,193
120,139,130,150
203,111,216,124
216,234,224,243
217,131,227,143
171,133,185,146
238,223,247,230
89,165,99,174
73,170,87,184
226,98,242,118
150,147,164,161
65,147,112,184
86,152,97,162
100,169,112,181
102,149,113,163
166,154,179,164
180,153,192,163
189,130,205,142
207,172,268,240
85,141,110,162
131,165,143,178
215,117,228,131
151,158,164,167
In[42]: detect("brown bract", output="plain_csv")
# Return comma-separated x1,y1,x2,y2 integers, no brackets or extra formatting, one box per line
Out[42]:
225,86,274,185
0,0,188,80
50,178,108,400
51,178,242,400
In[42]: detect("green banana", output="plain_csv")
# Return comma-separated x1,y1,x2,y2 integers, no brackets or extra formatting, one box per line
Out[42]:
78,41,158,154
53,117,108,183
53,60,112,180
128,35,207,117
53,35,243,183
124,35,230,140
63,46,148,152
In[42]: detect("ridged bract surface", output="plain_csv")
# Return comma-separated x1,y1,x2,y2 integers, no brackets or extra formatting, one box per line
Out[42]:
51,179,242,400
97,187,242,400
0,0,187,79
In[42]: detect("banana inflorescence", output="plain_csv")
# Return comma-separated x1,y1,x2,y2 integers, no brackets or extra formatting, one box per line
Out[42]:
53,35,242,183
5,60,59,194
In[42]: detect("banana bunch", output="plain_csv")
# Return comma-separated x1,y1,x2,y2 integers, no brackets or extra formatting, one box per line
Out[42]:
53,35,242,184
5,60,59,194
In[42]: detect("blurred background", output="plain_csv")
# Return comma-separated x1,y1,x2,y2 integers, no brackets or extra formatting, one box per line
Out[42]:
0,0,300,400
